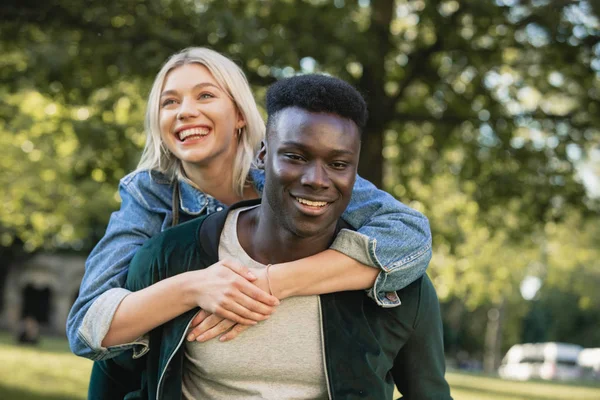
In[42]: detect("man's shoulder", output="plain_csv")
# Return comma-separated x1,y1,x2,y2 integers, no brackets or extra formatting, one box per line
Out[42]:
127,215,213,287
154,215,207,248
386,274,438,319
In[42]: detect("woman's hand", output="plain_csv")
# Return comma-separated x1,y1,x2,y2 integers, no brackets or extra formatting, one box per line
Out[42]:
186,310,250,342
191,259,279,325
187,267,277,342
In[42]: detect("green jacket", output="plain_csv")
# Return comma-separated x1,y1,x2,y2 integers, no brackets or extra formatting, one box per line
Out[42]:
89,201,451,400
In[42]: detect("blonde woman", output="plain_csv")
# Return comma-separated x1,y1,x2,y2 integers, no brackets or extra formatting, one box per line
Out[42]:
67,47,432,360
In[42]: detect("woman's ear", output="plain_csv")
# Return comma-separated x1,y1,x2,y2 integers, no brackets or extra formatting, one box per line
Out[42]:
256,142,267,169
236,110,246,130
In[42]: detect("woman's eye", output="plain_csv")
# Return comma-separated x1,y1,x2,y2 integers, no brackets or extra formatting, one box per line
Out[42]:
161,99,177,107
198,92,215,100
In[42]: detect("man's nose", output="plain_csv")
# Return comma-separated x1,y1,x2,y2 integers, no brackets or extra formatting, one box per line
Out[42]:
301,162,331,189
177,97,200,120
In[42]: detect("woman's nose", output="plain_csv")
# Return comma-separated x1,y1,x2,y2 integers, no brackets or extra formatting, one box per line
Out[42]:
177,97,200,120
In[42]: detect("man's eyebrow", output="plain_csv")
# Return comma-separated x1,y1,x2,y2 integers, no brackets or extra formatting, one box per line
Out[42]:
279,141,356,156
160,82,221,97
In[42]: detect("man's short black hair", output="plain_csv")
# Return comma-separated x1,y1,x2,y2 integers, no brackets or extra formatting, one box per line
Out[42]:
266,74,368,134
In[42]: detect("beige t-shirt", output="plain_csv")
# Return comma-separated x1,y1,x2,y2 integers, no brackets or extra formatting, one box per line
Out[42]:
182,205,329,400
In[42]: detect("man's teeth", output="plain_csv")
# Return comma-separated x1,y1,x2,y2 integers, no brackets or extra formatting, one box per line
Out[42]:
296,197,328,207
178,127,209,141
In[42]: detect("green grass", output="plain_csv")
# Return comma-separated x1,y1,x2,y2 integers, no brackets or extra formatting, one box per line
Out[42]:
0,332,91,400
446,370,600,400
1,331,600,400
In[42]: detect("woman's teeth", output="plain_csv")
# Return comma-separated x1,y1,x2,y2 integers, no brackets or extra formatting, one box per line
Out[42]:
178,127,209,141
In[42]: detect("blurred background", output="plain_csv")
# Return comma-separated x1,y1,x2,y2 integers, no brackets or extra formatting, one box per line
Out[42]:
0,0,599,399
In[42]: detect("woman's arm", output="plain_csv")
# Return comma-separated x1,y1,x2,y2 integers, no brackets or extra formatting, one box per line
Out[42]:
67,175,164,360
102,259,278,347
268,249,377,299
68,172,277,360
337,175,432,304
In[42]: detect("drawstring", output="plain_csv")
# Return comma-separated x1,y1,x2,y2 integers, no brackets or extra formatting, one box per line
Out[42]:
172,179,180,227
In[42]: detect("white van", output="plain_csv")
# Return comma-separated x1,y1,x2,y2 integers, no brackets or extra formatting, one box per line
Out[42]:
578,348,600,380
498,342,582,381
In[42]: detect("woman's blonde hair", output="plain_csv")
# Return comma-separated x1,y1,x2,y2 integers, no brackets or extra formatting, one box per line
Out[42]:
136,47,265,196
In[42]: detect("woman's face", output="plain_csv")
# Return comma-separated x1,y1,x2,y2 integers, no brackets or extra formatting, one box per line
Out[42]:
159,63,244,170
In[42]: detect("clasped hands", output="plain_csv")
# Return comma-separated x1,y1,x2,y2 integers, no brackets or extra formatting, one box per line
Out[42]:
186,259,279,343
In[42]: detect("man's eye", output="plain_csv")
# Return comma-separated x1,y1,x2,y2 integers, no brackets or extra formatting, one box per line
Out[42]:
331,162,348,169
285,154,304,161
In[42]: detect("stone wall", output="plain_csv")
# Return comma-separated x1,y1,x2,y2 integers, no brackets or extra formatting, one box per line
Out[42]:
1,254,85,335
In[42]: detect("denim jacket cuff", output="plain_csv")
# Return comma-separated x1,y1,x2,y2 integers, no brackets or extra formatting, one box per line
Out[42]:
330,229,379,268
87,336,151,361
78,288,150,360
331,229,401,308
368,274,402,308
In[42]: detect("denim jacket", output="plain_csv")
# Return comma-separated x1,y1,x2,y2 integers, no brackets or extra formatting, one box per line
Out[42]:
67,169,432,360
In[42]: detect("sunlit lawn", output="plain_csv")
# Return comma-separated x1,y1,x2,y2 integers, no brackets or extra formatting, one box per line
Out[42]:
1,331,600,400
0,332,91,400
447,370,600,400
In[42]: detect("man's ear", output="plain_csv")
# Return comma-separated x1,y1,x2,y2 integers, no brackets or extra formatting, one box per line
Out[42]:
256,141,267,169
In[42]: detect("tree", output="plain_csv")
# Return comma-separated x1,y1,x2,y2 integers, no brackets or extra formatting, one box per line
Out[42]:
1,0,598,361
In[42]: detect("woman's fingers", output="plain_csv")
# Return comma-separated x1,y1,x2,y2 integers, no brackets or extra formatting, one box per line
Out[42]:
195,319,237,342
187,312,223,341
188,310,210,335
213,294,275,325
213,283,278,323
232,288,277,316
219,324,250,342
220,258,257,282
213,306,261,326
231,274,279,308
193,261,280,324
188,317,251,343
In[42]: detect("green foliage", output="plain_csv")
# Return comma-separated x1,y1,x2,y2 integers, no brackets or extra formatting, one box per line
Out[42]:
519,212,600,347
1,0,599,356
0,82,146,250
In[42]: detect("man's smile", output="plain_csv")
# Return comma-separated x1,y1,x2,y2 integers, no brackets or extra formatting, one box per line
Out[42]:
295,197,329,207
290,193,335,216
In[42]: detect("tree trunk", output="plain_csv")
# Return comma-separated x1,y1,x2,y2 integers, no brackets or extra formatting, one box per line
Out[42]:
356,0,394,188
484,298,506,374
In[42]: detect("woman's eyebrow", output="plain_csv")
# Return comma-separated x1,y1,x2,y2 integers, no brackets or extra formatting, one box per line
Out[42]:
160,82,221,97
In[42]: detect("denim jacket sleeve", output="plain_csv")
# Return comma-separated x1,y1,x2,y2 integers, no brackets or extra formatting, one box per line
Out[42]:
66,172,170,361
332,175,432,307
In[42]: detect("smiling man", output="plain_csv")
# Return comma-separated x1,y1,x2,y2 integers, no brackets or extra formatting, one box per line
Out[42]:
91,74,452,400
254,105,361,250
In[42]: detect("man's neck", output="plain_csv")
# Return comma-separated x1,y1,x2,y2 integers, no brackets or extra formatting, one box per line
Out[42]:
236,204,336,265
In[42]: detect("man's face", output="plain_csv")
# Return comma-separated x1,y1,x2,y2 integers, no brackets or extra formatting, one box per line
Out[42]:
260,107,360,239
